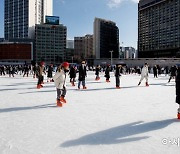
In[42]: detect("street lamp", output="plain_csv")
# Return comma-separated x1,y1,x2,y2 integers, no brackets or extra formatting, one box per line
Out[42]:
109,50,113,66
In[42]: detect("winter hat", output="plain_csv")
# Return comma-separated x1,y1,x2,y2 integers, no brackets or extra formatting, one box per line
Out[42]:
40,61,45,66
62,62,69,68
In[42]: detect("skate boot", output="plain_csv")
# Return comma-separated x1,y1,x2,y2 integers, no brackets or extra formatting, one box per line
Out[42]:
106,80,110,82
72,82,75,86
138,82,141,86
40,84,43,88
60,96,67,103
177,108,180,119
116,86,120,89
37,84,41,89
146,82,149,87
83,86,87,89
57,99,63,107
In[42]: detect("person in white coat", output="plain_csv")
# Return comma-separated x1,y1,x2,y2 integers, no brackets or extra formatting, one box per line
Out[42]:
138,63,149,87
53,62,70,107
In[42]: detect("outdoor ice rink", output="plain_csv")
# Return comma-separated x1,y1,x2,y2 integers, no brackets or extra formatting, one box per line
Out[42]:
0,71,179,154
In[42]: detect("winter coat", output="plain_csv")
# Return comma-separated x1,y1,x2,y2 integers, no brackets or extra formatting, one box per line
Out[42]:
170,66,177,77
95,67,100,76
176,67,180,104
78,65,87,81
37,66,45,77
141,66,149,77
47,66,53,78
115,67,121,77
53,70,66,89
105,67,110,78
69,67,76,78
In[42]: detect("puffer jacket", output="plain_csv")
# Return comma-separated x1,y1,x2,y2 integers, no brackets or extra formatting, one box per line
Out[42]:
53,70,66,89
141,66,149,77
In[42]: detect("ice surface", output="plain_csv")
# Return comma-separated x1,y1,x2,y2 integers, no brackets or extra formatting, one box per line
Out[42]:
0,72,179,154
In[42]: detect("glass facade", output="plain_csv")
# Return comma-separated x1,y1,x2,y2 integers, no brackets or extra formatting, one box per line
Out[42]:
5,0,29,40
138,0,180,58
35,24,67,64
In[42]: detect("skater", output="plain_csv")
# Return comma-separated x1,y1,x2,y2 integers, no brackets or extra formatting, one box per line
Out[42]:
23,65,29,77
9,65,15,77
0,65,5,76
138,63,149,87
95,65,101,81
168,65,177,83
78,61,87,90
105,64,111,82
153,65,158,78
47,64,53,82
36,62,46,89
176,64,180,119
165,66,169,76
115,64,122,89
69,65,76,86
53,62,70,107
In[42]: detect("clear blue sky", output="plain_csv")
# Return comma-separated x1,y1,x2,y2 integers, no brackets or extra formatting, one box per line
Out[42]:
0,0,138,48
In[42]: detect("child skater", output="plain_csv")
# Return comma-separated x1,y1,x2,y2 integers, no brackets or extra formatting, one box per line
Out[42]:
53,62,70,107
176,64,180,119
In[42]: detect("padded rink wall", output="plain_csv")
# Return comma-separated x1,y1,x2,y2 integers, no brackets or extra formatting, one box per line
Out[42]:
94,58,180,67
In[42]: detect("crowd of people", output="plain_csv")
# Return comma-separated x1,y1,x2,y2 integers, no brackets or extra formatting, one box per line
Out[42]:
0,61,180,119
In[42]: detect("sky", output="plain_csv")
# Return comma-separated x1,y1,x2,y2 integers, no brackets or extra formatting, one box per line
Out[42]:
0,0,139,48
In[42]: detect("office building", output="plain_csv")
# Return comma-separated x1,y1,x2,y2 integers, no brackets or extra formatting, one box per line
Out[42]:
35,23,67,64
138,0,180,58
4,0,52,40
94,18,119,59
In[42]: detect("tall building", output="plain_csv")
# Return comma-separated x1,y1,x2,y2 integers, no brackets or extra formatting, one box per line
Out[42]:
4,0,52,40
74,34,94,59
67,40,74,49
138,0,180,58
94,18,119,59
35,23,67,64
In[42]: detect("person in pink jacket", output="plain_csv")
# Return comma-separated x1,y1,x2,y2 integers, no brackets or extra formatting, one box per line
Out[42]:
53,62,70,107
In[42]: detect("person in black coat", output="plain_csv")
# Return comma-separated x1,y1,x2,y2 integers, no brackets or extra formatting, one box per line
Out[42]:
115,64,122,88
168,65,177,83
78,61,87,89
47,64,53,82
176,65,180,119
153,65,158,78
23,65,30,77
105,65,110,82
95,65,100,81
69,65,77,86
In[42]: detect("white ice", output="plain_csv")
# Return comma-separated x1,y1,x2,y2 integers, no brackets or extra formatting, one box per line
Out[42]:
0,71,179,154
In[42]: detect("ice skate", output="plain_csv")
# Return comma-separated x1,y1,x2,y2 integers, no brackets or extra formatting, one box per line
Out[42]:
116,86,120,89
146,82,149,87
60,96,66,103
83,86,87,89
177,108,180,119
57,99,63,107
37,84,41,89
